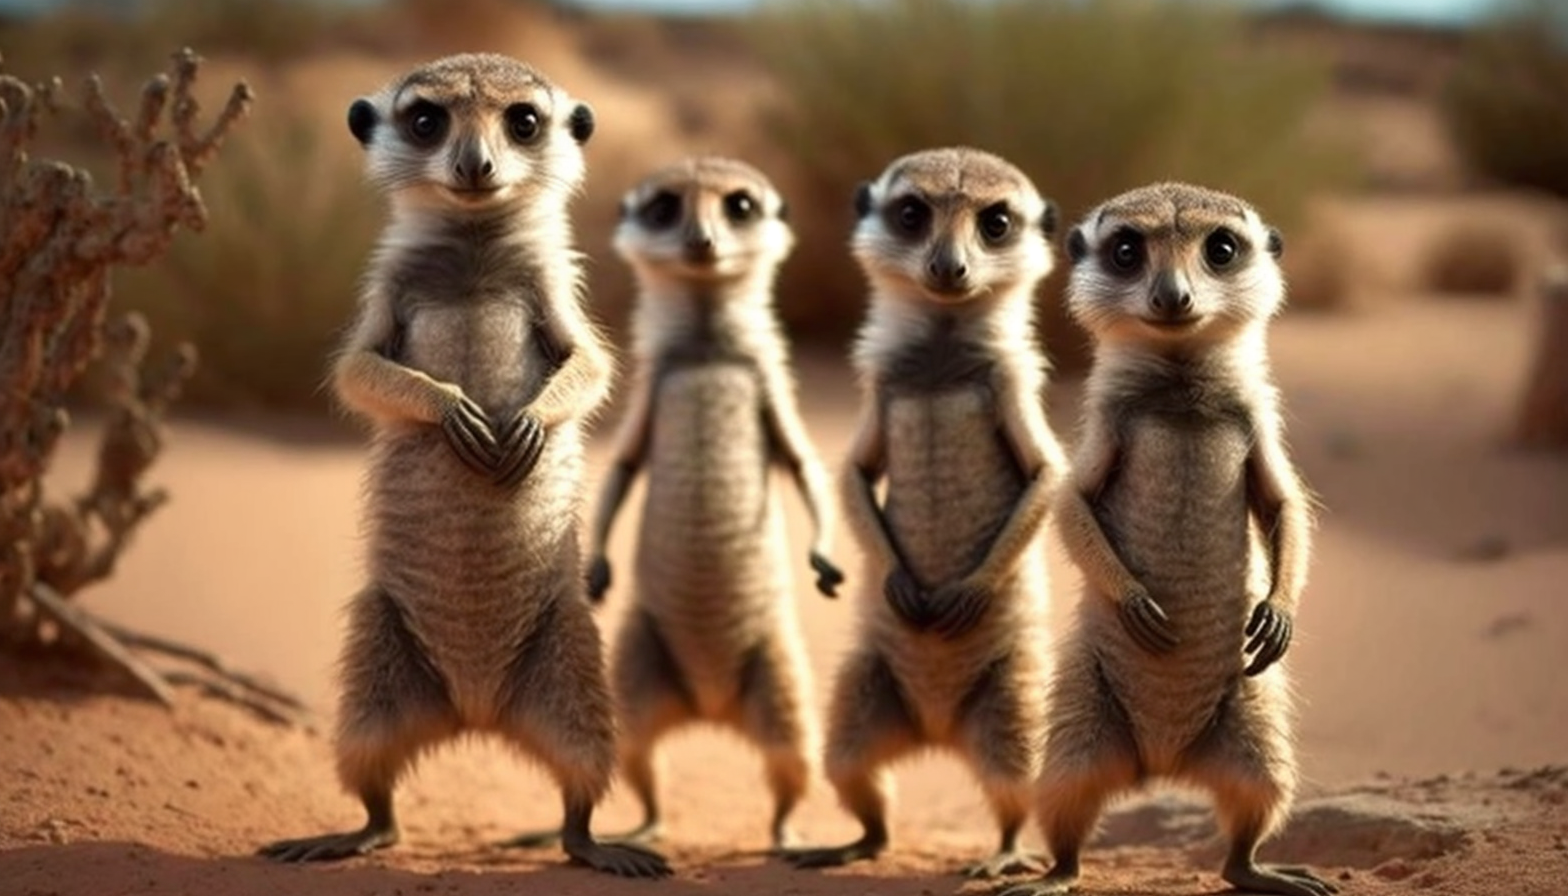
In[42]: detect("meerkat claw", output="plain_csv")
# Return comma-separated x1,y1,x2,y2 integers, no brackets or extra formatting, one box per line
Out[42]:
883,565,932,630
1119,588,1179,654
492,411,545,488
440,397,498,476
962,849,1045,879
1243,601,1293,676
564,840,673,878
585,554,612,603
1222,861,1338,896
258,825,398,863
930,580,990,638
809,550,845,597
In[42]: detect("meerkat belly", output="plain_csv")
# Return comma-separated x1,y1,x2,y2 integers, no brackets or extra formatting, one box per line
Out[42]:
401,300,544,417
879,388,1029,736
635,363,789,710
1091,416,1255,768
366,303,582,726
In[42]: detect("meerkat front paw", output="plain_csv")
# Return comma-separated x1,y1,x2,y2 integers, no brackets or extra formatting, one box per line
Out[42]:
585,554,612,603
1118,587,1179,654
884,565,934,629
809,550,845,597
1243,600,1294,676
928,579,991,638
492,410,546,488
439,392,499,476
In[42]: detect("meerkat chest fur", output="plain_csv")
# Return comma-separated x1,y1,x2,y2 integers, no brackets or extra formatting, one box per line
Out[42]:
367,211,587,725
1087,356,1270,761
632,290,792,690
387,214,569,417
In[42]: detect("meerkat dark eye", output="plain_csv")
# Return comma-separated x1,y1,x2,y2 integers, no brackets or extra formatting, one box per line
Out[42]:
639,190,682,231
1108,230,1144,274
723,190,759,224
888,196,930,238
1205,228,1240,270
403,101,448,147
505,103,542,144
978,203,1012,244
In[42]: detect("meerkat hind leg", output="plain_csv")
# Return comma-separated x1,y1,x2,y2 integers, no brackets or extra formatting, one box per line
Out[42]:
733,635,814,851
260,587,459,863
956,654,1047,880
607,609,697,846
783,651,918,869
999,652,1143,895
1181,686,1337,896
496,592,672,877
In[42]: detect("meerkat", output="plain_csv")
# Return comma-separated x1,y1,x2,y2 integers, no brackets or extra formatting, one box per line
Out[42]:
565,155,845,850
996,182,1332,896
784,147,1066,878
256,53,669,878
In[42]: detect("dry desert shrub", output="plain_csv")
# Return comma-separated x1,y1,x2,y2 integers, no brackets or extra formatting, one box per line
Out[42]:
751,0,1358,372
1441,0,1568,198
1282,224,1358,313
0,49,305,720
1419,221,1523,297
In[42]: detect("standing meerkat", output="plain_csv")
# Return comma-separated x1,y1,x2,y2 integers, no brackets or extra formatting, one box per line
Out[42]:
579,155,845,849
785,147,1066,878
998,182,1332,896
256,53,669,878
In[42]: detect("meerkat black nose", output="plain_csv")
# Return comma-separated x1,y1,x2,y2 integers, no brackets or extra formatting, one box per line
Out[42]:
926,247,968,291
1150,270,1194,318
683,232,717,263
453,147,496,190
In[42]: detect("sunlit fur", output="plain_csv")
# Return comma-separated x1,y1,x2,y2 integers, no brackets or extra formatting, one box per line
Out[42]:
357,53,589,215
852,147,1053,384
796,147,1066,877
1014,182,1328,896
588,156,834,847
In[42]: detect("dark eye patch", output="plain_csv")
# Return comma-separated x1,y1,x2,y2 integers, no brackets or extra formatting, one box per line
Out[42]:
638,190,682,230
400,100,448,148
1104,227,1145,276
885,195,931,240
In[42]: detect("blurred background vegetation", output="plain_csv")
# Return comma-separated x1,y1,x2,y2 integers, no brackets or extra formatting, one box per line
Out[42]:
2,0,1564,412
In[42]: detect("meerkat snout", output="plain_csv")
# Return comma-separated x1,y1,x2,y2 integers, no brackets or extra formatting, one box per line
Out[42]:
1066,191,1288,342
344,53,595,210
613,156,793,282
852,149,1055,305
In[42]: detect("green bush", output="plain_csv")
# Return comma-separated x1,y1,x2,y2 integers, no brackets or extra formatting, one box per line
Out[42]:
750,0,1357,369
113,107,379,410
1441,0,1568,198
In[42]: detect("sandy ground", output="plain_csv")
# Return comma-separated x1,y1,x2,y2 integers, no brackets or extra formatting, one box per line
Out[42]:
3,288,1568,895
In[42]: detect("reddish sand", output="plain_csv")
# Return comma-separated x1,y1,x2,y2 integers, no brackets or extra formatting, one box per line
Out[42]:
3,282,1567,895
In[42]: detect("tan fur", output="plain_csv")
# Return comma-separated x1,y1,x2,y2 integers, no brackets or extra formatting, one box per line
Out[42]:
583,156,839,847
259,54,668,879
1002,183,1329,896
787,148,1066,878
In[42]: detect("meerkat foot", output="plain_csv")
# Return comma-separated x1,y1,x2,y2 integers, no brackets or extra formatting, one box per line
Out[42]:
258,823,398,863
560,800,671,878
994,859,1081,895
1222,860,1338,896
963,849,1045,879
781,829,887,869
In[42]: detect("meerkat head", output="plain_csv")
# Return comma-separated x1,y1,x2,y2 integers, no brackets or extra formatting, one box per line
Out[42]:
346,53,595,212
1065,182,1285,348
851,147,1056,308
612,155,793,287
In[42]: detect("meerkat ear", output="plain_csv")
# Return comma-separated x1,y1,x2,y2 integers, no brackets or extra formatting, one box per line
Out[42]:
853,181,873,219
568,103,595,145
1040,199,1059,238
1067,226,1088,265
347,99,378,147
1266,228,1284,259
777,199,791,222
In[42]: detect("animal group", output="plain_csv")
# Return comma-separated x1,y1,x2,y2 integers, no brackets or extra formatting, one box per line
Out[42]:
258,52,1335,896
